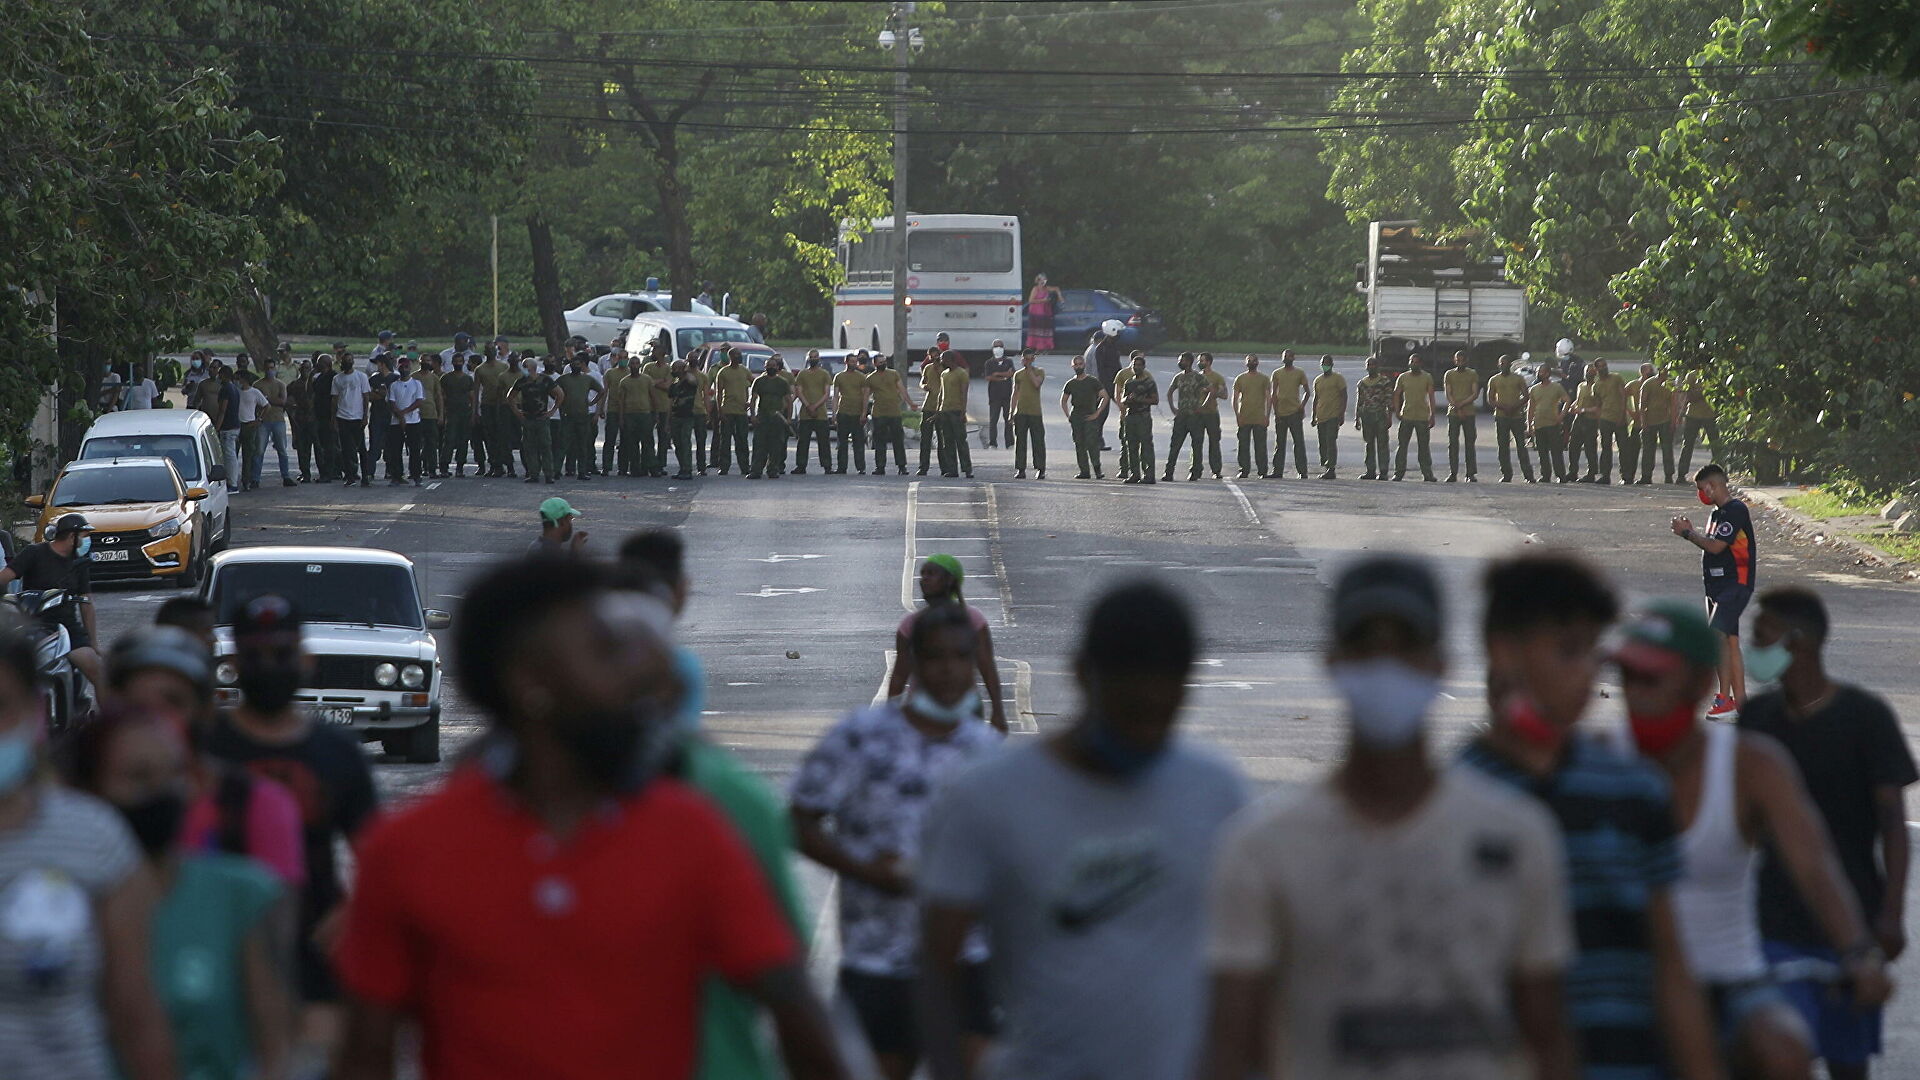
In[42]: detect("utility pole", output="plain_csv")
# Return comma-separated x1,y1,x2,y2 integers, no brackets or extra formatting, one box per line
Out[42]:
888,2,913,365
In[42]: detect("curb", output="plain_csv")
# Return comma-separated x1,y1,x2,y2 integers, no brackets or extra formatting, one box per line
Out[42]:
1735,484,1912,572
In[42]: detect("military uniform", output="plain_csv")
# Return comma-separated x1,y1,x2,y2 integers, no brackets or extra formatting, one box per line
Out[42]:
1354,371,1395,480
1269,364,1310,479
475,358,515,476
599,366,628,476
832,365,869,474
1232,369,1270,477
439,366,477,474
1529,379,1571,482
1443,365,1480,481
940,363,973,477
712,362,755,474
1011,363,1046,477
1198,366,1227,477
1569,379,1602,480
1311,369,1347,476
1589,370,1631,482
512,371,558,483
1393,367,1437,481
866,366,908,474
555,370,599,479
1676,372,1719,478
1634,373,1676,484
611,367,656,475
1115,367,1159,483
747,371,792,479
641,358,673,477
1164,367,1211,481
792,364,835,473
1062,372,1106,479
1485,370,1535,482
917,361,945,475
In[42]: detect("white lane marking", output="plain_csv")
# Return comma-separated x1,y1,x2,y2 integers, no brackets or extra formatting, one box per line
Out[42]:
809,879,840,989
399,503,416,513
1221,478,1261,526
750,553,825,563
900,482,920,613
915,536,991,542
1014,659,1037,734
986,484,1015,628
425,482,442,491
875,650,897,706
739,585,822,598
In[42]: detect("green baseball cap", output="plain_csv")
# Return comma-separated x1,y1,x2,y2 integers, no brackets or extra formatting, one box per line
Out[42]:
538,497,581,524
1615,599,1720,673
923,553,964,588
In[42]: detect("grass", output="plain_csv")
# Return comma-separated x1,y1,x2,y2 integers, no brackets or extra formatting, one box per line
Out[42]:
1857,531,1920,563
1782,488,1882,520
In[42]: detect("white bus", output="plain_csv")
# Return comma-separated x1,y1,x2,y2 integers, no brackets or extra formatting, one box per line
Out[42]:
833,214,1022,355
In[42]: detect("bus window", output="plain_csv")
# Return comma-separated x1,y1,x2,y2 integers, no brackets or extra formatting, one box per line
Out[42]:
845,229,896,281
908,231,1014,274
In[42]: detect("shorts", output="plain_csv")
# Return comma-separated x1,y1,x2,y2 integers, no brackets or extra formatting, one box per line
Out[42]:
839,963,997,1058
1705,583,1751,635
1765,940,1883,1065
1705,977,1802,1048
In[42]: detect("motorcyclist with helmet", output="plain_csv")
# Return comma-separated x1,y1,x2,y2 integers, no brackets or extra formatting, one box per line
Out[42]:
0,513,104,690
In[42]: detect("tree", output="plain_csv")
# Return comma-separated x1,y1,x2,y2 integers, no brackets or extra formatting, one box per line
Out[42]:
1770,0,1920,80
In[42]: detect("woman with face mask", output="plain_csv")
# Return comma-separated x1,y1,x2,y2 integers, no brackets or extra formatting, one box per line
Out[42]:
791,603,1004,1080
0,631,176,1079
65,708,293,1080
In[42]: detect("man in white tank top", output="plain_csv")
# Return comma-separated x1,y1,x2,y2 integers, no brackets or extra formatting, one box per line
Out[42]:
1614,600,1892,1078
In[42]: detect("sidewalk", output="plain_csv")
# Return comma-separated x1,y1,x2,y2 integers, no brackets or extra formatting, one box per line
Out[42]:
1737,482,1918,575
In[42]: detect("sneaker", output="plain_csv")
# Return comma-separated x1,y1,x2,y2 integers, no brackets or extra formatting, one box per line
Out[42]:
525,476,539,484
1706,694,1740,721
1467,475,1478,483
283,478,297,487
1076,471,1092,480
1320,470,1335,480
1446,474,1458,483
1037,472,1046,479
1015,470,1026,479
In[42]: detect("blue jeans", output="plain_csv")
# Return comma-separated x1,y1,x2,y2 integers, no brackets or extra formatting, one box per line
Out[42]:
248,420,292,485
218,429,240,490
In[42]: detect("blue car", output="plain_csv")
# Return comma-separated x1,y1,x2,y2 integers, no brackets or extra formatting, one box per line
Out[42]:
1045,289,1169,353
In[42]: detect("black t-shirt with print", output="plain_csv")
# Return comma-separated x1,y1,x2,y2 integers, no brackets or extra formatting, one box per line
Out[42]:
1702,499,1756,591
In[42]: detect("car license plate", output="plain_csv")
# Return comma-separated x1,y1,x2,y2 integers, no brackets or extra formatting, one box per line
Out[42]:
92,550,129,562
313,706,355,726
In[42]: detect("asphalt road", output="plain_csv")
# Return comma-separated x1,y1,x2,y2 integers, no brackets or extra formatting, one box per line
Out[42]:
89,353,1920,1070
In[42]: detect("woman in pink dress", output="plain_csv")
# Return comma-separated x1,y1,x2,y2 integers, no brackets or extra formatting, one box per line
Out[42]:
1024,273,1064,353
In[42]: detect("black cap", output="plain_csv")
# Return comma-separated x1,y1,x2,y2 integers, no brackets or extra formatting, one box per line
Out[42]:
52,513,93,537
1332,555,1442,644
332,341,349,350
493,334,510,344
455,332,473,344
276,341,292,353
378,329,395,340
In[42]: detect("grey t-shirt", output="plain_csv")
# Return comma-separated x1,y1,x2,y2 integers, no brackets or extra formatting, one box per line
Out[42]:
919,738,1247,1080
0,786,140,1080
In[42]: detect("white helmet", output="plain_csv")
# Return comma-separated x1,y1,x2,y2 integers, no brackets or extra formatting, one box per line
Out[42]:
1100,319,1125,337
1554,337,1574,357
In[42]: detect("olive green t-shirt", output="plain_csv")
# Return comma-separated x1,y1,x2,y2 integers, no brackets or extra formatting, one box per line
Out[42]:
867,369,906,417
714,364,754,415
641,361,673,412
1270,366,1308,417
1233,371,1270,426
1395,370,1436,421
439,370,475,418
1311,372,1348,425
833,369,868,416
919,364,944,412
1637,376,1674,423
1012,366,1046,415
1443,367,1479,409
751,373,791,418
1590,372,1629,424
1529,382,1569,427
1202,369,1228,414
793,367,833,417
1486,372,1528,415
556,371,597,418
940,366,970,413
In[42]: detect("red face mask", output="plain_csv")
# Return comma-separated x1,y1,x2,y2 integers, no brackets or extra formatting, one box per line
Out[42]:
1697,488,1713,506
1503,694,1567,752
1628,703,1696,758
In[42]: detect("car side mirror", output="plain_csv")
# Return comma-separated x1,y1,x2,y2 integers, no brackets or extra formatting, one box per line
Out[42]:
22,495,43,508
423,609,451,630
185,488,209,501
207,465,228,483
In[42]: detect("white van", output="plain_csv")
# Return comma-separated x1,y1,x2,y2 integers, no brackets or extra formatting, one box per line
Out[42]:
77,409,232,551
626,313,757,363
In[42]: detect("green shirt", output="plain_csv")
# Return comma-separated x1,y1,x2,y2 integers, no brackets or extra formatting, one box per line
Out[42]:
439,370,476,418
940,365,971,413
1311,372,1348,425
1395,370,1436,421
1530,381,1569,427
750,373,790,418
556,372,597,418
1012,365,1046,416
1062,373,1105,415
866,369,906,418
833,369,868,416
1168,370,1210,415
150,854,282,1080
641,361,673,412
714,364,754,415
682,739,809,1080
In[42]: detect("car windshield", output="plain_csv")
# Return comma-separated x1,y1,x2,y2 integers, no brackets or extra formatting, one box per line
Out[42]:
1098,290,1141,310
212,562,423,629
677,327,753,353
52,467,177,507
80,435,198,480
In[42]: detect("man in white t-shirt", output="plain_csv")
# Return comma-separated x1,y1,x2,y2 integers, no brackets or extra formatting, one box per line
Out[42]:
386,359,427,486
1202,556,1578,1080
234,372,271,491
332,355,374,486
118,364,159,410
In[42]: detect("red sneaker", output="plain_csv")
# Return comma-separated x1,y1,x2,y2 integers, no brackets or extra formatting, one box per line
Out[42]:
1706,694,1740,721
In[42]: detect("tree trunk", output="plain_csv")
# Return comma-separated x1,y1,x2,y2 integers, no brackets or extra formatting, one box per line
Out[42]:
232,271,279,366
655,131,696,312
527,212,568,357
53,298,107,465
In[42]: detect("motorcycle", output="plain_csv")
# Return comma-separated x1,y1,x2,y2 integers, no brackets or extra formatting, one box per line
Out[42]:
0,589,93,735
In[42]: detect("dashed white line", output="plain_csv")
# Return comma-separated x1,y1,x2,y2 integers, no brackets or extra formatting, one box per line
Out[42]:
985,485,1015,628
1221,478,1261,527
900,481,920,613
399,503,416,513
425,482,442,491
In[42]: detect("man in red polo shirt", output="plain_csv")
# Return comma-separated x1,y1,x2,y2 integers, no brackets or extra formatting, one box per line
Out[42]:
332,559,847,1080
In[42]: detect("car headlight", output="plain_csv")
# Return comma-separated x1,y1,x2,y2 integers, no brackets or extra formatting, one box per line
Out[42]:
373,662,399,688
400,664,426,690
215,660,238,686
149,519,181,539
42,523,55,542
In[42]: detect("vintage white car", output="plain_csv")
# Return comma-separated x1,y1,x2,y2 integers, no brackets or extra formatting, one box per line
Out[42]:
203,546,449,763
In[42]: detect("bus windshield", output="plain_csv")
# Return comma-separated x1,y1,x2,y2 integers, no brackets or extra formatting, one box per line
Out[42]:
909,230,1015,274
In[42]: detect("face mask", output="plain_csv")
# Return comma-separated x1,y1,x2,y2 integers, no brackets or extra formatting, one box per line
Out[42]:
191,358,204,369
1331,659,1439,750
992,347,1004,358
1627,702,1695,758
1322,364,1334,374
1076,714,1163,779
908,689,979,727
75,537,92,557
117,790,187,858
1502,694,1566,752
1697,489,1713,506
1743,641,1793,684
0,730,34,794
237,662,301,713
264,367,277,379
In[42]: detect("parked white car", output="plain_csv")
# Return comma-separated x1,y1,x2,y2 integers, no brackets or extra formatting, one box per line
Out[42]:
564,291,720,345
203,546,449,763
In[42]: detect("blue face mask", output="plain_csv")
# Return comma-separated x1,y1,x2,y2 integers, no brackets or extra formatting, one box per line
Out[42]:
0,730,36,794
75,536,91,558
1743,640,1793,685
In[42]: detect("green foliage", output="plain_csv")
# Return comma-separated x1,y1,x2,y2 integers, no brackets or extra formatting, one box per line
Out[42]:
1769,0,1920,81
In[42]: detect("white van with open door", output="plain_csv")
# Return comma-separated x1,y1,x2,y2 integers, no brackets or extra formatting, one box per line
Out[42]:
77,409,232,550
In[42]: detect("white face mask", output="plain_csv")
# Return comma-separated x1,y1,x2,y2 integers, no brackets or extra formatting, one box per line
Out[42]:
1330,659,1440,749
992,347,1005,358
907,688,979,727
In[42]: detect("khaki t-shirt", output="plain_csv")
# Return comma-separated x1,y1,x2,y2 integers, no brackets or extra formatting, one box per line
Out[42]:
1270,366,1308,417
475,360,510,406
641,361,673,412
833,369,868,416
1681,374,1717,419
613,369,654,414
1590,373,1629,424
940,366,971,413
1395,370,1435,421
1012,366,1046,416
866,369,906,418
1443,367,1479,410
1486,372,1528,416
1202,369,1228,414
1637,376,1673,424
1232,371,1271,426
415,371,443,422
920,364,945,412
1529,382,1569,427
714,364,754,415
1207,770,1573,1080
1311,372,1347,425
794,366,833,418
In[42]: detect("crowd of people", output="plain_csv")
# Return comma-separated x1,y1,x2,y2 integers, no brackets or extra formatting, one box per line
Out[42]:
100,330,1725,492
0,485,1908,1078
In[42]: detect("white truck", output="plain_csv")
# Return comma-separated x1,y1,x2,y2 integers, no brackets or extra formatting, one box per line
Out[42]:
1355,220,1526,376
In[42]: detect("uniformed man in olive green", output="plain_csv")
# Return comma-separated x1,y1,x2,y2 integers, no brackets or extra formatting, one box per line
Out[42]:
1060,355,1107,480
1231,354,1270,478
438,354,478,477
1310,354,1347,479
555,354,600,481
939,350,973,478
475,341,514,476
598,349,630,477
1006,348,1046,479
612,351,657,476
1485,354,1536,483
747,355,794,479
1631,362,1677,485
666,359,700,479
640,346,674,478
866,355,911,475
1528,366,1571,483
1587,357,1631,484
832,353,870,474
792,350,834,474
1392,355,1438,481
1676,369,1720,480
917,350,945,476
1268,350,1310,480
1115,351,1159,484
1354,356,1395,481
1195,352,1226,479
1163,352,1210,482
1442,350,1480,483
511,357,560,484
712,347,754,475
